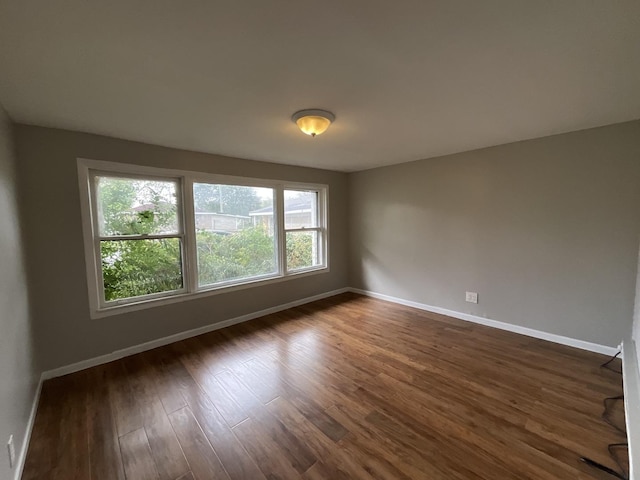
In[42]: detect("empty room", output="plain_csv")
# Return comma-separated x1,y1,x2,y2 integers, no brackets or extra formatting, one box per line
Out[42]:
1,1,640,479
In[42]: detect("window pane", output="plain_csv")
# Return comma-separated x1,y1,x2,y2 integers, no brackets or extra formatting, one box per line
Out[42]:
284,190,318,229
96,176,179,236
193,183,277,287
101,238,183,301
286,231,320,271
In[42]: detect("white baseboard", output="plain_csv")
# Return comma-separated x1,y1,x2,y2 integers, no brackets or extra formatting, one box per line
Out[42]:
41,287,349,380
14,375,43,480
622,340,639,480
40,285,618,380
349,287,618,356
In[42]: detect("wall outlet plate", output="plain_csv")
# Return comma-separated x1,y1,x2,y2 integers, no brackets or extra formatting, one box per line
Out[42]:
465,291,478,304
7,434,15,468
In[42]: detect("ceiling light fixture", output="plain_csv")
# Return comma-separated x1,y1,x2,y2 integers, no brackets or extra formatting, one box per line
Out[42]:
292,109,335,137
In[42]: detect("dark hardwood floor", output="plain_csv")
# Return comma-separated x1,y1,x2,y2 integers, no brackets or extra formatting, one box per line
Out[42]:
22,293,627,480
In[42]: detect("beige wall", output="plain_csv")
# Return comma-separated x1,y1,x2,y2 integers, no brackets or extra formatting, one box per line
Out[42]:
14,125,349,371
349,121,640,347
0,107,39,477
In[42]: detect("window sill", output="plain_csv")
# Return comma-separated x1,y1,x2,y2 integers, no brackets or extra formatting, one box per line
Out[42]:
90,266,329,319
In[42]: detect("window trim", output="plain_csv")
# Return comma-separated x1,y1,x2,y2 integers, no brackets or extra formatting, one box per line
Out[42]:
77,158,329,319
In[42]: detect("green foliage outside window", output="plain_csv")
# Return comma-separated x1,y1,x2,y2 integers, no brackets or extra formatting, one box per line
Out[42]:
102,239,183,301
98,177,178,236
196,227,276,286
286,232,314,270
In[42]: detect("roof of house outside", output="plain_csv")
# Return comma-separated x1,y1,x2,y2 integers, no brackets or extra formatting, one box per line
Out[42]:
250,198,312,216
131,202,173,213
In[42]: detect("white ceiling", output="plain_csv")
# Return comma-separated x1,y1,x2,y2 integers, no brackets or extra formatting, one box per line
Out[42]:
1,1,639,172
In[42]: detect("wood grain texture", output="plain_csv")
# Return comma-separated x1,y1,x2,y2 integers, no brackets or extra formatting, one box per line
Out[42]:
87,365,126,480
119,428,160,480
21,293,627,479
168,407,230,480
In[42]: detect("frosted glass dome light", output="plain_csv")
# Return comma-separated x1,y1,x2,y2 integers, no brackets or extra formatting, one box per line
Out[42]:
292,109,335,137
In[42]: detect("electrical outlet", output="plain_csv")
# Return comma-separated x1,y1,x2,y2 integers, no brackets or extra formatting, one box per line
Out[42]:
465,291,478,304
7,435,15,468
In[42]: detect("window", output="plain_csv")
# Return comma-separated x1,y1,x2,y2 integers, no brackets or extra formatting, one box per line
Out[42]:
193,183,277,287
94,175,185,304
284,190,323,272
78,159,328,317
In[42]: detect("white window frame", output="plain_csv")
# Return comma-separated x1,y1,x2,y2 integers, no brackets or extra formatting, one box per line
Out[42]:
283,188,326,274
77,158,329,319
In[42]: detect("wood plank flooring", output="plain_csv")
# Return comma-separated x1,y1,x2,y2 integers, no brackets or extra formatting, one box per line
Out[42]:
22,293,627,479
